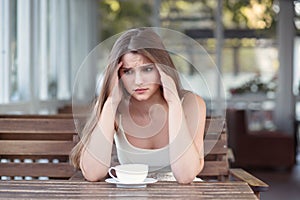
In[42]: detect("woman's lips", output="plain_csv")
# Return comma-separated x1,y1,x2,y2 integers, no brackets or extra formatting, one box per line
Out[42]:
134,88,148,94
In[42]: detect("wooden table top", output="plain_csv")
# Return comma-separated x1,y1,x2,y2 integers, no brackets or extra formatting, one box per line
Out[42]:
0,180,258,200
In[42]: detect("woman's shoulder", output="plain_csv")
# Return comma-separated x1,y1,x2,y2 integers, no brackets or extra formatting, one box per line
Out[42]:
180,90,206,108
181,90,205,101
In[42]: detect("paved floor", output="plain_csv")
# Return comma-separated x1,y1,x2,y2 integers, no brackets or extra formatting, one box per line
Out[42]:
249,154,300,200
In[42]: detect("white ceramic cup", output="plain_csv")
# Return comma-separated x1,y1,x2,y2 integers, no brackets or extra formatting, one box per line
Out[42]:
108,164,148,183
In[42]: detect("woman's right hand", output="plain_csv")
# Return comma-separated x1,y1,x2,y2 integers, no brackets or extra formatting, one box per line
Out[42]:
108,61,123,106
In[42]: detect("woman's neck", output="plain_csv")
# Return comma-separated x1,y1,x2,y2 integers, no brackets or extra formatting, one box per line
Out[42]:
129,91,167,116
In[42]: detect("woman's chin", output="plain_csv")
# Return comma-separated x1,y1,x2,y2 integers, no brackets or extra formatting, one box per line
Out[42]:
132,96,149,102
130,94,151,102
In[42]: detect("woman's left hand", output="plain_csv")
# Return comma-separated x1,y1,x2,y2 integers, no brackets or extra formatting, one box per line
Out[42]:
156,65,180,104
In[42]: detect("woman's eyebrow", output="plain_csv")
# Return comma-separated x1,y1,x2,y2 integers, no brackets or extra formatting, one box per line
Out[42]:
121,63,153,69
139,63,154,68
120,66,132,70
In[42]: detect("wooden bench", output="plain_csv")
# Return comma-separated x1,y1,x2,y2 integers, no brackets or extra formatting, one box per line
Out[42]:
0,114,268,198
0,114,77,180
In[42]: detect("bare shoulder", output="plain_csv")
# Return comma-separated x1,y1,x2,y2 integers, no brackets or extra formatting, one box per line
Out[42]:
181,91,206,110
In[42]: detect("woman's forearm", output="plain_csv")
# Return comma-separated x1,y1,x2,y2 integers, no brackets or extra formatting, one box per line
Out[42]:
168,102,204,184
80,97,118,181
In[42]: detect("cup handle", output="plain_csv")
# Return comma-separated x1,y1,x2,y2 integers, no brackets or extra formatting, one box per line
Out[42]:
108,167,119,182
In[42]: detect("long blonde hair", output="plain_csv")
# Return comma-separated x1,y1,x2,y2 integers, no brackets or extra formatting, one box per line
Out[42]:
70,27,184,169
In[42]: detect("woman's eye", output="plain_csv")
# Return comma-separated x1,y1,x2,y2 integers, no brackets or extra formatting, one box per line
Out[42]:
143,66,153,72
123,69,133,75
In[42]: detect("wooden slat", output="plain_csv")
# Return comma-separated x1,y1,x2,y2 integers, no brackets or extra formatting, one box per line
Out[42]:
0,140,75,155
0,133,74,140
204,117,226,133
229,168,269,191
0,114,74,118
0,163,75,178
0,118,76,134
198,161,229,177
205,132,226,140
204,139,227,155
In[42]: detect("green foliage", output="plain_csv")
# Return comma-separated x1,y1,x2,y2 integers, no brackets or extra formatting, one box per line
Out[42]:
224,0,249,26
99,0,276,39
100,0,152,40
223,0,276,32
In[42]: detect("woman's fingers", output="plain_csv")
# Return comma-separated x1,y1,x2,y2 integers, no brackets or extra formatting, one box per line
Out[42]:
117,61,123,71
114,61,123,83
109,61,123,104
110,61,123,89
156,64,179,103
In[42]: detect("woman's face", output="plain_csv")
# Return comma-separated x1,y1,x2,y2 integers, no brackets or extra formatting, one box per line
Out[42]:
119,52,161,101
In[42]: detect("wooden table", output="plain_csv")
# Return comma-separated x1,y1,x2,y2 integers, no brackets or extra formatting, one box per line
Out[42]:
0,180,258,199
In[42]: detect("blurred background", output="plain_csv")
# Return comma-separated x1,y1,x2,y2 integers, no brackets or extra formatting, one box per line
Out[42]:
1,0,300,199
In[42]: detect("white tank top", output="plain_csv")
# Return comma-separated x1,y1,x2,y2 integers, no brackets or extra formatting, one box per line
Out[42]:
114,92,203,181
114,115,171,173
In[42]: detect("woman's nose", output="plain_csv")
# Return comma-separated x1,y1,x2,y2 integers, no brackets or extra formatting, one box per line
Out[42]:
134,72,143,85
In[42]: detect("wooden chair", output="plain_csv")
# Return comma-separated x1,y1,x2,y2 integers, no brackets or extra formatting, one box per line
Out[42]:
198,117,269,199
0,114,77,180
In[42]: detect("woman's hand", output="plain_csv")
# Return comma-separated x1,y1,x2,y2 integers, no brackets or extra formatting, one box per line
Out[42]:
156,64,180,104
108,62,123,106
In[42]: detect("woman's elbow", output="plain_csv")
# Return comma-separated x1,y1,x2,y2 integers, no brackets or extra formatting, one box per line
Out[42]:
82,170,107,182
175,171,199,184
80,161,108,182
176,161,205,184
80,154,109,182
177,176,194,184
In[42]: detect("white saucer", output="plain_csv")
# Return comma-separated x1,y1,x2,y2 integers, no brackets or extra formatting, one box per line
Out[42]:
105,178,157,188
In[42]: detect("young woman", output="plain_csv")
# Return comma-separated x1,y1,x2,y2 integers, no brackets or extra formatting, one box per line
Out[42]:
70,28,206,184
